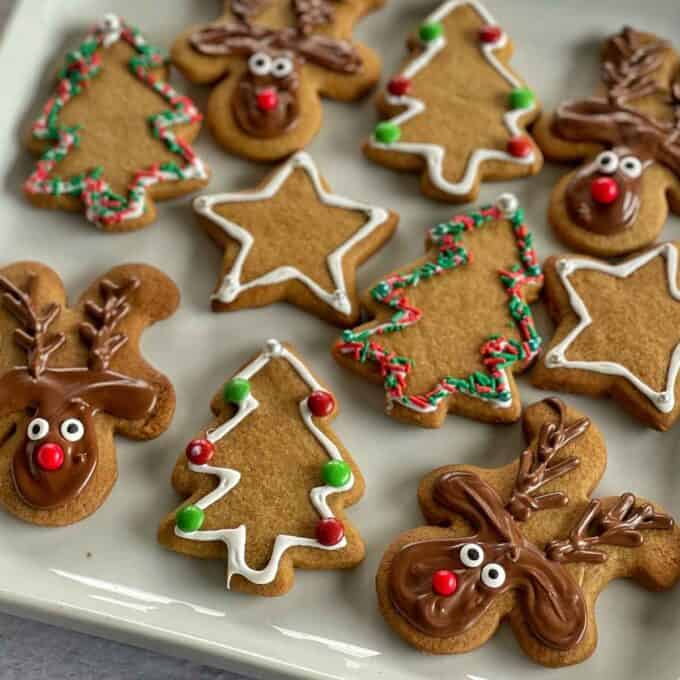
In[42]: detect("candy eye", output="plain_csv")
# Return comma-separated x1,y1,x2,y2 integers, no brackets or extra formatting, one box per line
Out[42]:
620,156,642,179
481,563,506,589
595,150,619,174
248,52,272,76
27,418,50,441
271,57,293,78
60,418,85,443
460,543,485,568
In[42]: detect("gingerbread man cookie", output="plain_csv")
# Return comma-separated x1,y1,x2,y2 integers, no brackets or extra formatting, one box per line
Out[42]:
333,194,543,427
0,262,179,526
158,340,364,597
532,244,680,431
533,26,680,257
24,15,209,231
364,0,542,203
171,0,384,161
377,398,680,666
194,151,398,326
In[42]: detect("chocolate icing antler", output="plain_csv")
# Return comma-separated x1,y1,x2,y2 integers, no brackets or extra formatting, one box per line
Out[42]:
547,493,674,564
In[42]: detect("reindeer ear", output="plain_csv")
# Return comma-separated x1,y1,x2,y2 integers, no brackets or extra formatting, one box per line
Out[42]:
0,370,41,417
297,35,362,74
554,98,625,147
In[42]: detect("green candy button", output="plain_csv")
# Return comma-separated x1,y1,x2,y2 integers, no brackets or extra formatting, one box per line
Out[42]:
419,21,444,43
322,460,352,488
176,505,204,532
374,121,401,144
509,87,534,110
224,377,250,405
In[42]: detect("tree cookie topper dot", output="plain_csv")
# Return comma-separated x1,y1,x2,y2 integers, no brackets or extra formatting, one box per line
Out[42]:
364,0,542,203
158,340,365,597
23,14,209,231
171,0,385,161
377,399,680,666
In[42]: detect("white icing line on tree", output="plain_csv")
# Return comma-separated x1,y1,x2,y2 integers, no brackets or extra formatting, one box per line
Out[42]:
545,243,680,413
193,152,390,317
174,339,354,587
367,0,536,196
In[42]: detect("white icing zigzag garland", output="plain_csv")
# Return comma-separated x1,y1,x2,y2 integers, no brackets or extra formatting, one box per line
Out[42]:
194,152,391,316
367,0,537,196
174,340,354,587
545,243,680,413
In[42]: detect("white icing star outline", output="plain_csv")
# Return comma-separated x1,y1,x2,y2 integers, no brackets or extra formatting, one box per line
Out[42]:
545,243,680,413
193,152,391,317
367,0,537,197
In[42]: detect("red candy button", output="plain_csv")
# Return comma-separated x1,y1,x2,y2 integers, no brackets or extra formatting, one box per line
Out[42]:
186,439,215,466
308,390,335,417
257,88,279,112
479,24,502,44
590,176,620,204
316,518,345,546
388,75,411,96
432,569,458,596
507,136,533,158
36,443,65,471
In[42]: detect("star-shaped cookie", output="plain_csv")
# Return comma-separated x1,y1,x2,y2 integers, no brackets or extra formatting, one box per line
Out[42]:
532,243,680,430
193,152,398,326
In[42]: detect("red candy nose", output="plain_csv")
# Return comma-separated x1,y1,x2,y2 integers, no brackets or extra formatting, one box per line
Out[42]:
257,88,278,112
432,569,458,596
35,443,65,471
590,176,619,204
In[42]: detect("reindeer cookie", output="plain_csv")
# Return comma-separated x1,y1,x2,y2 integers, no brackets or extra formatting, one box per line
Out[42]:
171,0,384,162
533,27,680,257
0,262,179,526
377,399,680,666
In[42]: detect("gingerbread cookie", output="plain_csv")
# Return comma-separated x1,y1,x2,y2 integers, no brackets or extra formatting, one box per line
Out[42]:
194,151,398,326
533,26,680,257
158,340,364,596
332,194,543,427
171,0,384,162
0,262,179,526
532,245,680,430
377,398,680,666
24,14,209,231
363,0,542,203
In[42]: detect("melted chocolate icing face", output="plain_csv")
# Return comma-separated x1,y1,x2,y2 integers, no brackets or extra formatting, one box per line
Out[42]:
233,50,301,138
565,148,650,234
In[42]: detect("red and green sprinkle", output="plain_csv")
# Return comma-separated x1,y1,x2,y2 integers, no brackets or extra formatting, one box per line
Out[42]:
24,17,207,228
335,202,543,414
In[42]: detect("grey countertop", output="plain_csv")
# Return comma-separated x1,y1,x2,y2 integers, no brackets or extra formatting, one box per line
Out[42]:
0,3,252,678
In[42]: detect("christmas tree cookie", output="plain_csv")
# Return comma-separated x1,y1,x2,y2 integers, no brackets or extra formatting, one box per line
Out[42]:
24,14,209,231
171,0,384,162
377,398,680,666
364,1,542,203
158,340,365,596
333,194,543,428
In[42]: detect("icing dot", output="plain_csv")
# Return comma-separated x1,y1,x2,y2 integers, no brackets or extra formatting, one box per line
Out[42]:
194,196,209,211
388,75,411,96
265,339,284,356
308,390,335,417
432,569,458,596
557,259,572,275
224,378,251,405
316,518,345,546
374,121,401,145
36,443,65,471
546,352,563,367
322,460,351,488
419,21,444,43
496,193,518,216
508,87,534,110
479,24,502,44
186,438,215,465
507,136,533,158
176,505,205,532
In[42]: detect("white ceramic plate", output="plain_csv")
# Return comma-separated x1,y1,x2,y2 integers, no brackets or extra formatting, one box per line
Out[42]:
0,1,679,678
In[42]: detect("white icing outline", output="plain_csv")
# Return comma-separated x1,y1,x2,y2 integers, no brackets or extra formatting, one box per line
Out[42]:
174,339,354,587
545,243,680,413
193,152,391,317
367,0,537,197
